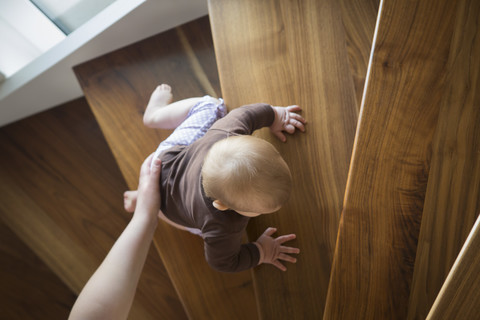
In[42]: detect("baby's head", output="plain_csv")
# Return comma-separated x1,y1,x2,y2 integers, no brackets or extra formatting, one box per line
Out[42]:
201,135,292,217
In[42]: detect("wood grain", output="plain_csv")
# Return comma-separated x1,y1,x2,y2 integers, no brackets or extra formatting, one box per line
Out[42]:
0,220,75,320
426,214,480,319
324,0,472,318
408,0,480,318
0,98,185,319
339,0,380,107
74,16,258,320
209,0,359,318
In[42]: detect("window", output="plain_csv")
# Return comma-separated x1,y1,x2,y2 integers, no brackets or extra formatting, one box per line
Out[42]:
31,0,116,34
0,0,116,79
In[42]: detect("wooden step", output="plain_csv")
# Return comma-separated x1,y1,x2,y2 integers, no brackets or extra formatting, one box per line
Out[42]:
325,0,480,318
73,16,258,320
0,219,75,319
408,0,480,317
427,214,480,319
208,0,375,318
0,98,184,319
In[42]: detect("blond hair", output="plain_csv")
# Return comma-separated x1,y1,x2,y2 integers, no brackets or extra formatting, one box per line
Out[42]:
201,135,292,212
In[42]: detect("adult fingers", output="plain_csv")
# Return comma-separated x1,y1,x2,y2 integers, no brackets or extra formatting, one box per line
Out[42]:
150,157,162,177
140,153,154,175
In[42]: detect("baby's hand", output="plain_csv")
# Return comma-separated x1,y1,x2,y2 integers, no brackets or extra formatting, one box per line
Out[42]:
254,227,300,271
270,105,306,142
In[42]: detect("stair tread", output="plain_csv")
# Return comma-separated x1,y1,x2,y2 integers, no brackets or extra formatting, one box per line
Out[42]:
325,0,480,319
208,0,363,318
0,98,179,319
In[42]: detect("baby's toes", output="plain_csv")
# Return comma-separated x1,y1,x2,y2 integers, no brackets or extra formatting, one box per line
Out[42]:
159,84,171,92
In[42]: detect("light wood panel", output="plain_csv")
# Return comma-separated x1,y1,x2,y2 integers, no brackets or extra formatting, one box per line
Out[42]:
426,214,480,319
74,16,258,320
408,0,480,318
0,98,185,319
209,0,359,318
324,0,476,318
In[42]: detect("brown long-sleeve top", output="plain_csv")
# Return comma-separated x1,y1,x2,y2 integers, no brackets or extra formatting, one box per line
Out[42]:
159,103,275,272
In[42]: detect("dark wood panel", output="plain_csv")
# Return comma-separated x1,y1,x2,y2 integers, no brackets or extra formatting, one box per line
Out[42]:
209,0,359,318
0,220,75,320
74,16,258,320
324,0,469,318
426,214,480,319
0,98,185,319
408,0,480,318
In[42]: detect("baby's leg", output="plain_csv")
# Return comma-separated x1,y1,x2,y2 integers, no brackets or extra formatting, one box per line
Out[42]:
123,190,138,213
143,84,204,129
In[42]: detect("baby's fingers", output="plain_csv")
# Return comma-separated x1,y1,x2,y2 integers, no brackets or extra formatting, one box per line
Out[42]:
280,245,300,254
290,111,306,123
290,113,307,131
278,253,297,263
273,130,287,142
285,124,296,134
289,118,306,133
276,233,297,244
272,260,287,272
263,227,278,237
286,105,302,112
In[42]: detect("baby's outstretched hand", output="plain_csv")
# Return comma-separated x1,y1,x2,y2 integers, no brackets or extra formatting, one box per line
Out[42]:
270,105,306,142
254,227,300,271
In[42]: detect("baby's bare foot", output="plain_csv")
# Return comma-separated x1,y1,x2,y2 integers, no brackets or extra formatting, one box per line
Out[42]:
124,190,138,213
147,84,172,108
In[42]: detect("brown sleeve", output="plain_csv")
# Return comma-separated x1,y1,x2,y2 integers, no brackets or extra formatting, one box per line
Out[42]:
203,232,260,273
209,103,275,135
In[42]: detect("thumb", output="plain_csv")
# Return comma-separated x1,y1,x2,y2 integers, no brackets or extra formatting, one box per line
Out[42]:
150,158,162,177
273,131,287,142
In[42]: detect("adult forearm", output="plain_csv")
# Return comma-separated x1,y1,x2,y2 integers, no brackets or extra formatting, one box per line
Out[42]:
69,214,157,320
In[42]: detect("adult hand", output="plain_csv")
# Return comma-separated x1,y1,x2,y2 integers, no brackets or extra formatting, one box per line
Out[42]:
69,153,163,320
270,105,306,142
134,153,162,220
254,227,300,271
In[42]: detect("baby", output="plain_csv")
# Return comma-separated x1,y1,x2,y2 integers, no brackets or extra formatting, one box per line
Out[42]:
124,84,305,272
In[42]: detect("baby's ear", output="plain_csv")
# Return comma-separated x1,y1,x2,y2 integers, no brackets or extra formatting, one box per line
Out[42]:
213,200,230,211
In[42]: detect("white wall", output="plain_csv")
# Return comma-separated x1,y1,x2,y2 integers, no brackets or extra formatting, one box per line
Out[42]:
0,0,208,127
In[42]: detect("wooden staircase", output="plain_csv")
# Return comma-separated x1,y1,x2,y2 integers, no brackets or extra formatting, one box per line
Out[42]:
1,0,479,319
